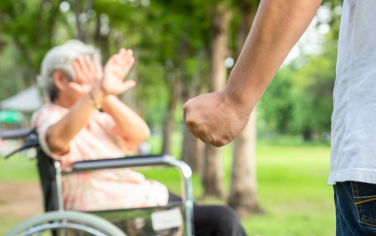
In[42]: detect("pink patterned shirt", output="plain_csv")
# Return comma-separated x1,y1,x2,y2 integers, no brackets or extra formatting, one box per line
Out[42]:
31,104,168,211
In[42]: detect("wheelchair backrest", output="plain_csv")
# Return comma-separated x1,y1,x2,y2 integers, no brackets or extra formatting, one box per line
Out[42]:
36,149,59,212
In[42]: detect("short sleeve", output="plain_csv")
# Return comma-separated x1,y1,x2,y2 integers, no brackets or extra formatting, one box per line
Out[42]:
31,106,70,160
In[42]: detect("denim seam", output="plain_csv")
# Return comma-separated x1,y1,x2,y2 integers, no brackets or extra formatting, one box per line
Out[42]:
351,182,362,223
355,182,366,225
355,197,376,206
354,195,376,199
352,181,376,227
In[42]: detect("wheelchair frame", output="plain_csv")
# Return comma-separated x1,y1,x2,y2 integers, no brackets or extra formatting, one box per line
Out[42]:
2,128,195,236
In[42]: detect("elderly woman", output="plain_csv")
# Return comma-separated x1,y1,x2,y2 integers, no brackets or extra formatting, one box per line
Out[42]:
32,40,247,236
32,40,167,210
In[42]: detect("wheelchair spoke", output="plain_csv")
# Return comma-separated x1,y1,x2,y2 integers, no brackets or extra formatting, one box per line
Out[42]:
34,231,43,236
59,227,66,236
60,219,67,236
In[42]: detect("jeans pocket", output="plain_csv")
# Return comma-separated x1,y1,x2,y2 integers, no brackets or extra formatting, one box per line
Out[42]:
351,181,376,227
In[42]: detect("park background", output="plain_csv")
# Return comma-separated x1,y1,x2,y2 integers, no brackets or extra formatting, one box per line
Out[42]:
0,0,343,235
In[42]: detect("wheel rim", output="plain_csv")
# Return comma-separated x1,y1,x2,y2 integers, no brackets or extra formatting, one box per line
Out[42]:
6,211,127,236
19,222,107,236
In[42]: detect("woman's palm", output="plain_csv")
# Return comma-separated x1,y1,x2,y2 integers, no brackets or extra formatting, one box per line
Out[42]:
102,49,136,95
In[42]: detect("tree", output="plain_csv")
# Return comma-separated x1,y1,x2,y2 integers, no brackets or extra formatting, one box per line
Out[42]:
181,51,206,173
203,1,232,197
93,0,187,146
73,0,93,43
0,0,63,76
162,69,182,154
228,0,263,216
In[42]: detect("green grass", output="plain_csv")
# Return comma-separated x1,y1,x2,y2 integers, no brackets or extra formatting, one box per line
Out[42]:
0,140,335,236
0,154,39,182
246,144,334,236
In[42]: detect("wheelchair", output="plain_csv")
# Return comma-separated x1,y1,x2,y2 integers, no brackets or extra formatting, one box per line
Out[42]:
1,128,194,236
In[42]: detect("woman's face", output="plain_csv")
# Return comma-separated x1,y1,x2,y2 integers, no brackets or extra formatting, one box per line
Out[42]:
66,79,92,104
55,56,103,107
52,73,91,108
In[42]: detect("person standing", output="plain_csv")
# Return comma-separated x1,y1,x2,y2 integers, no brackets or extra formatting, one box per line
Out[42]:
183,0,376,235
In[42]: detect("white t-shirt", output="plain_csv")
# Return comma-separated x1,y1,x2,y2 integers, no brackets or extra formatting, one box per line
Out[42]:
329,0,376,185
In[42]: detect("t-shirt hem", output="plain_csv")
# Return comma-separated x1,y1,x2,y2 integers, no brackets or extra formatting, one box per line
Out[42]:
328,170,376,185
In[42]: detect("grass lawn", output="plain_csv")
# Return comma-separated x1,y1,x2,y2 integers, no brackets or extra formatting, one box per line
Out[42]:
0,138,335,236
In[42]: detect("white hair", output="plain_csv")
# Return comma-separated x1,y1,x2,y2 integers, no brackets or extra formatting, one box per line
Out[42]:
37,40,101,101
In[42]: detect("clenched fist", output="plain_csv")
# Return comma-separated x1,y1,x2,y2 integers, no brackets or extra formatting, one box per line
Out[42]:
183,90,252,147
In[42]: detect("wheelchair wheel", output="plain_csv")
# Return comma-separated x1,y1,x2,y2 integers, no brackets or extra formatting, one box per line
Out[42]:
5,211,127,236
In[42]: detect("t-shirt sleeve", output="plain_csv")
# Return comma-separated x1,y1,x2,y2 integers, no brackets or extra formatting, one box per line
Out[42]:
31,108,70,160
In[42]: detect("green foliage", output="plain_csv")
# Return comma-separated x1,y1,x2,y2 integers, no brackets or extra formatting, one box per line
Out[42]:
290,42,337,135
259,38,338,139
0,45,20,100
0,0,64,74
0,0,343,138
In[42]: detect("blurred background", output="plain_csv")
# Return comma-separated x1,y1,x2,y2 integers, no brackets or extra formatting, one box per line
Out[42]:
0,0,343,235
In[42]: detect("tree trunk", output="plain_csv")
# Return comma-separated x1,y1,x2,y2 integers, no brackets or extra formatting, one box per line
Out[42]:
303,129,313,141
181,51,205,174
162,71,181,154
203,2,232,197
228,3,263,217
74,0,84,42
236,4,257,50
181,79,204,173
229,108,263,216
181,123,204,174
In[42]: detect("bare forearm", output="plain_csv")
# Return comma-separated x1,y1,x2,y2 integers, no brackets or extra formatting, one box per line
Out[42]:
225,0,322,112
47,86,105,154
102,95,150,148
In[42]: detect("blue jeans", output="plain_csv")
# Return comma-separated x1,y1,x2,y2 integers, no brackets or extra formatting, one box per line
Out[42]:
334,181,376,235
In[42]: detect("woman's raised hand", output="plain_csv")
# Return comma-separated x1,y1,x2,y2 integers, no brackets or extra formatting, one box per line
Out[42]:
71,55,103,94
101,48,136,95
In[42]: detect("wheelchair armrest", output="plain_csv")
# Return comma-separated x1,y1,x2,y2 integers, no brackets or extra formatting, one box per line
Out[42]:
66,154,193,200
1,128,36,140
70,154,178,171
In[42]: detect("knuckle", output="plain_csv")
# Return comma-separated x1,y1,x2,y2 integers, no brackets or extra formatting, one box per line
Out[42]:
195,126,205,135
182,103,189,111
205,136,213,144
185,117,196,126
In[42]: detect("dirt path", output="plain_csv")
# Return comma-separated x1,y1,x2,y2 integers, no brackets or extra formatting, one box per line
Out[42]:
0,182,43,219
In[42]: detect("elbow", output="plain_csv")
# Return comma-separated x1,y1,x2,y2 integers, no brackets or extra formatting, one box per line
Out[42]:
133,126,151,145
47,136,70,155
125,128,150,151
138,126,151,143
